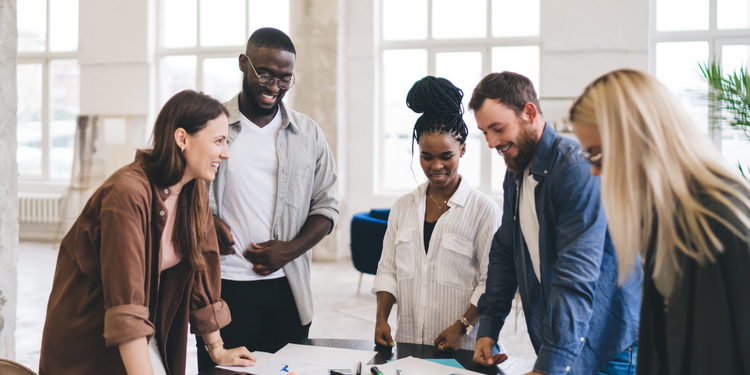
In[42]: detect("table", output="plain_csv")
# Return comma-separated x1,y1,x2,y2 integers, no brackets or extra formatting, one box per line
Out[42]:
198,338,531,375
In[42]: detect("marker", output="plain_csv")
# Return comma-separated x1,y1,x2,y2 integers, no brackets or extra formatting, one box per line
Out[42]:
370,366,385,375
356,362,362,375
329,371,347,375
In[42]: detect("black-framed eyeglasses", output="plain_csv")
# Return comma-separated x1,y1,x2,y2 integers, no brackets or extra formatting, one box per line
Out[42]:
578,149,603,168
243,54,296,90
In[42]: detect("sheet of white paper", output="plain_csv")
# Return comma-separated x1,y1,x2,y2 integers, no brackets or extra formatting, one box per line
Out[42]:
273,343,377,369
217,351,331,375
497,356,535,375
218,345,376,375
217,351,282,374
364,356,486,375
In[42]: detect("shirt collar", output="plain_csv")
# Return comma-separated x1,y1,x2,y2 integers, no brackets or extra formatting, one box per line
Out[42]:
225,92,299,135
410,176,471,208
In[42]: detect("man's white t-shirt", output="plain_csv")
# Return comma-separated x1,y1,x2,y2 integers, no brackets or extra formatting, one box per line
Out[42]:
219,110,286,281
519,168,542,283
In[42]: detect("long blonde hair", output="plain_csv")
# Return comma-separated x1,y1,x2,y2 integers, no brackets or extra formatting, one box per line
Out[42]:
570,69,750,281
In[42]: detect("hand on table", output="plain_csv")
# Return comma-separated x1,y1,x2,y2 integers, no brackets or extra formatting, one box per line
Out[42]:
473,337,508,366
210,346,256,367
434,321,465,352
243,240,297,275
374,318,395,347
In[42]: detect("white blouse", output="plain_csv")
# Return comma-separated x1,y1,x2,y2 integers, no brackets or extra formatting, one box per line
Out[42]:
372,179,502,349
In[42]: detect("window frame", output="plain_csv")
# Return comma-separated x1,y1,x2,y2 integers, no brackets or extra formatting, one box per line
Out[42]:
155,0,290,110
649,0,750,151
376,0,540,196
16,0,78,182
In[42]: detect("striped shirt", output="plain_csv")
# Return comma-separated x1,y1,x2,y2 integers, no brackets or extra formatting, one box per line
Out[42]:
372,179,502,349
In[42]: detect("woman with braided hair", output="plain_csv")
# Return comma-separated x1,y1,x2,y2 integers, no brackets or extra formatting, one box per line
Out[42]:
372,76,504,352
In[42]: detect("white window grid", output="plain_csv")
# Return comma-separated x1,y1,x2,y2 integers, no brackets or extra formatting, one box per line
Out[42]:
155,0,290,109
649,0,750,151
376,0,540,195
17,1,78,182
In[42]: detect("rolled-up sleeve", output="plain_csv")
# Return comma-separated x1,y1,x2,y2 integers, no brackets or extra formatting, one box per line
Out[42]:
308,125,339,234
371,206,401,299
99,192,154,347
189,210,232,335
103,305,154,346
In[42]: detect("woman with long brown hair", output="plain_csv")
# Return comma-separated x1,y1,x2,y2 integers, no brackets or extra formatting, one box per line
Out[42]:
39,90,255,375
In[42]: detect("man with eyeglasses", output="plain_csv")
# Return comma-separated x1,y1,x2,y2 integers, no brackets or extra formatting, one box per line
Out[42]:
470,72,642,375
197,27,338,371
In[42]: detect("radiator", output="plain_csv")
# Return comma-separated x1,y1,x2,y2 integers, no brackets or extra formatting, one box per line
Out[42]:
18,192,63,223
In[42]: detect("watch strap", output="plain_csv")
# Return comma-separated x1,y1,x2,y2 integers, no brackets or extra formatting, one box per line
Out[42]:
204,338,224,352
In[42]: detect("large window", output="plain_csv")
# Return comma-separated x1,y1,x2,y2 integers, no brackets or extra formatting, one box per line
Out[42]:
16,0,80,181
651,0,750,167
157,0,290,108
378,0,540,194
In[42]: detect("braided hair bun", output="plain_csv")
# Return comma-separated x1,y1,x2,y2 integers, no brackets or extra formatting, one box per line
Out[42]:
406,76,469,144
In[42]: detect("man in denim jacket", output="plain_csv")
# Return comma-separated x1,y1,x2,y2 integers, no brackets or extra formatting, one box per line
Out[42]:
471,72,642,375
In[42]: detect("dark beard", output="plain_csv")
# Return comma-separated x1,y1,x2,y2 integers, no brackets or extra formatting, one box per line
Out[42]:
242,71,277,117
502,120,538,173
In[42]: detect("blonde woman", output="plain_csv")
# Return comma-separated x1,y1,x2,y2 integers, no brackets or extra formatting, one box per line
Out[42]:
570,69,750,375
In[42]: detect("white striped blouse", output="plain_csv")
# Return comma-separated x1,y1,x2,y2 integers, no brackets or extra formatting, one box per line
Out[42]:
372,178,502,349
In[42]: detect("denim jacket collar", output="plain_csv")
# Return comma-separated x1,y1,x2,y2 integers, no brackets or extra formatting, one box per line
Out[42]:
511,122,557,183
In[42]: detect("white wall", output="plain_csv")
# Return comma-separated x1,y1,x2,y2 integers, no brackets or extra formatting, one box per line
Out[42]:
539,0,649,124
0,0,18,359
79,0,155,116
339,0,650,253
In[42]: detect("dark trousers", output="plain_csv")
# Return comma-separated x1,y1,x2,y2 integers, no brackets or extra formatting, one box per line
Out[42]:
196,277,311,371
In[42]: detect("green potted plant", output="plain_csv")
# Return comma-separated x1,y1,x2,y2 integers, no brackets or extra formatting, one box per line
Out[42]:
700,61,750,178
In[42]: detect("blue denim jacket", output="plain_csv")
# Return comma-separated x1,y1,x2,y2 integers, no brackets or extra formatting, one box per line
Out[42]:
477,124,642,375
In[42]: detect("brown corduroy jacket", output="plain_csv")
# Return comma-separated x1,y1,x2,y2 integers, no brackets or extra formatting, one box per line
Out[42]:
39,161,231,375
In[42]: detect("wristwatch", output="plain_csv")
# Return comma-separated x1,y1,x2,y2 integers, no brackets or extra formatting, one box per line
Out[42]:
204,338,224,352
458,317,473,335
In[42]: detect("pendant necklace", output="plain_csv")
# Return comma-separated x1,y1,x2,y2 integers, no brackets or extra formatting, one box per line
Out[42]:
428,189,449,212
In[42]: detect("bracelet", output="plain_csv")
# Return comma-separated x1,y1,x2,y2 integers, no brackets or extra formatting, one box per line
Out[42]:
458,317,473,334
204,338,224,352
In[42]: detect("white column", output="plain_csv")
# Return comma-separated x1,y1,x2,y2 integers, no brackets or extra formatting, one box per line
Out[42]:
0,0,19,360
290,0,342,260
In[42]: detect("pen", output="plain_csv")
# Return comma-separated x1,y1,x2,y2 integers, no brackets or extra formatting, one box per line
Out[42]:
356,361,362,375
370,366,385,375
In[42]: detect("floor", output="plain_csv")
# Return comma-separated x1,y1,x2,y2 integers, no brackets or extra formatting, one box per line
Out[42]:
15,241,536,374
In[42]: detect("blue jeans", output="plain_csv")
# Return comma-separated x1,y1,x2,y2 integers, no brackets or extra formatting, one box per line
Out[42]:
598,341,638,375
